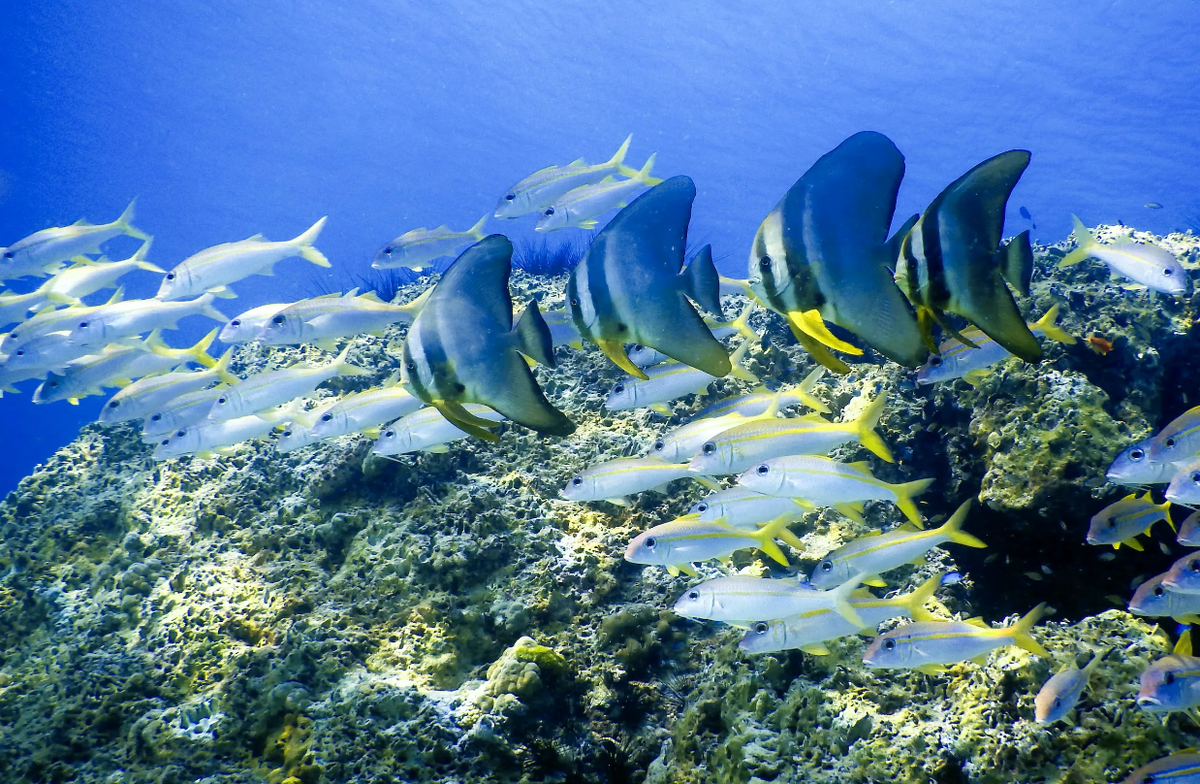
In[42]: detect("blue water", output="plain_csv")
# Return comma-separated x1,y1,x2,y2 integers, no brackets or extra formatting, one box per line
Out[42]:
1,0,1197,494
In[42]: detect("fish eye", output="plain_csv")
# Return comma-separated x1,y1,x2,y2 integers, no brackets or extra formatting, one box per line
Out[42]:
151,414,161,422
1144,776,1157,784
929,356,942,367
653,439,664,451
1165,438,1176,449
1165,672,1176,684
272,315,285,325
758,256,771,269
321,413,333,422
230,319,240,327
2,251,11,259
505,194,515,202
756,464,769,476
384,430,395,438
48,381,58,388
1106,519,1115,528
753,622,769,635
384,247,393,255
613,384,624,394
633,345,644,352
1192,472,1200,485
1130,448,1144,461
78,322,88,329
108,400,119,408
406,362,416,372
165,272,175,280
1154,585,1165,597
283,429,293,437
569,298,579,307
1164,268,1173,276
820,560,833,572
687,591,699,600
882,639,896,651
217,397,226,404
1190,560,1200,572
644,537,656,549
160,439,169,446
702,442,716,455
14,350,23,356
696,503,708,512
1052,697,1061,707
544,208,555,216
571,476,583,486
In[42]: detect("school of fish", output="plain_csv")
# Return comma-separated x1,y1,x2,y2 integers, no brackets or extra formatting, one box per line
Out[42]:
1,132,1195,778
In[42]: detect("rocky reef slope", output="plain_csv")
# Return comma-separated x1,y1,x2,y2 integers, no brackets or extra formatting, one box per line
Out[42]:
1,226,1198,784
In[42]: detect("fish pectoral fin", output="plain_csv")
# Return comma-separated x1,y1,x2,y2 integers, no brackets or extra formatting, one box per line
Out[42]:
424,444,451,454
597,339,649,380
916,664,947,676
962,370,990,387
208,286,239,298
693,475,721,492
916,308,940,354
1120,536,1145,551
677,563,698,578
800,643,831,656
834,503,865,524
786,310,863,355
433,400,501,442
649,403,673,416
862,576,888,588
314,339,341,352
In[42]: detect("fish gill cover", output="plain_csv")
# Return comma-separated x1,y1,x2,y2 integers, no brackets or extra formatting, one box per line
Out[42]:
1,2,1200,783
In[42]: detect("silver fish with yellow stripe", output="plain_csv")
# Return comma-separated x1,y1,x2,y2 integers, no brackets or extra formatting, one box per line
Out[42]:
688,486,811,531
562,455,715,505
672,575,865,627
373,404,506,456
1121,753,1200,784
1137,631,1200,716
206,344,370,424
309,380,423,440
1086,492,1173,550
916,305,1075,386
624,514,804,576
605,341,757,415
1035,648,1107,723
862,603,1049,673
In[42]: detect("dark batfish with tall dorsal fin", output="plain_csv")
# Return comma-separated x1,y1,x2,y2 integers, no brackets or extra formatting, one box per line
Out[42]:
565,176,729,381
400,234,574,441
895,150,1039,361
748,131,927,373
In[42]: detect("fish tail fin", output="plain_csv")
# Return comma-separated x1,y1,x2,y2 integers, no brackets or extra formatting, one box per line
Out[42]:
513,299,556,368
754,515,793,567
331,344,371,376
727,341,758,383
144,328,171,357
1084,647,1111,677
901,573,944,622
115,198,150,241
767,513,805,551
830,579,865,627
1001,230,1034,296
196,293,229,323
636,153,663,186
396,285,434,319
727,299,759,342
212,348,239,385
1059,215,1094,267
608,134,637,177
1176,631,1193,657
1011,602,1051,657
467,212,489,240
185,328,219,368
893,478,935,528
1164,502,1175,532
796,365,830,414
130,237,165,272
853,393,894,463
294,216,331,267
681,244,723,316
938,498,986,548
1032,304,1075,345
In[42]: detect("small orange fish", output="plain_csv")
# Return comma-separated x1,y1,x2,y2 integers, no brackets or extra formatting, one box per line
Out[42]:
1088,335,1113,355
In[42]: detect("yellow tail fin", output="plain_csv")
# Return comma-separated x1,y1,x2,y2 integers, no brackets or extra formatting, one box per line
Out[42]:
1058,215,1094,267
1031,304,1076,345
937,499,986,548
727,341,759,383
853,393,894,463
797,365,830,414
184,328,219,368
608,134,637,177
898,573,944,622
212,348,240,385
1010,602,1051,657
892,478,935,528
294,216,331,267
754,515,793,567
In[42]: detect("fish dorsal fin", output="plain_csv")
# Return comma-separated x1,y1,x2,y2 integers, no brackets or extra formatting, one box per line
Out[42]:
243,233,266,242
359,291,384,302
433,224,451,233
343,287,361,298
1177,630,1193,657
964,616,989,628
569,157,585,166
935,150,1030,259
847,461,872,472
72,218,88,225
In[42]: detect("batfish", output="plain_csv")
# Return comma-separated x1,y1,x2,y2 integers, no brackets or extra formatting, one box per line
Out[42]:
747,131,926,374
400,234,574,440
565,175,728,381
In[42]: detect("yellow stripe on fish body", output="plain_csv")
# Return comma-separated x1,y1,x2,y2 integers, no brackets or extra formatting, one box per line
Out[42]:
1120,753,1200,784
562,455,703,503
863,603,1049,670
689,486,810,530
624,514,801,572
672,575,865,626
1086,492,1172,549
737,455,933,527
605,361,723,412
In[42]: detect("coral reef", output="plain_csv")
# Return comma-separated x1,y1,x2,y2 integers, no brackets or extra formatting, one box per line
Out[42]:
1,227,1199,783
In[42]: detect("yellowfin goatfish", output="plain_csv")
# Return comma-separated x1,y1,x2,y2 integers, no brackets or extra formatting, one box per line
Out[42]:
1167,461,1200,507
206,345,369,423
219,303,290,343
0,289,56,331
738,455,934,528
99,349,237,424
605,342,757,416
650,390,789,464
372,404,505,457
34,329,218,405
739,573,943,656
142,386,228,443
401,235,573,440
0,287,126,355
372,214,489,271
3,329,117,374
688,393,892,476
1121,753,1200,784
561,455,713,505
495,135,638,219
275,400,338,454
35,241,163,307
1108,410,1200,486
1129,573,1200,624
688,486,810,530
1060,215,1186,293
256,288,430,349
895,150,1038,361
1137,632,1200,715
68,293,228,348
566,176,729,380
1086,492,1173,550
1163,551,1200,594
153,400,302,460
809,499,983,589
672,575,865,626
536,154,662,232
916,305,1075,386
862,603,1049,673
748,132,926,374
156,217,330,300
1035,649,1107,723
624,514,804,576
1179,510,1200,546
308,381,423,440
0,200,148,281
691,366,828,420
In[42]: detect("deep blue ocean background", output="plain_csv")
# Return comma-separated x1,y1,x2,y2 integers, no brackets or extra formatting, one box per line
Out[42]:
1,0,1197,495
